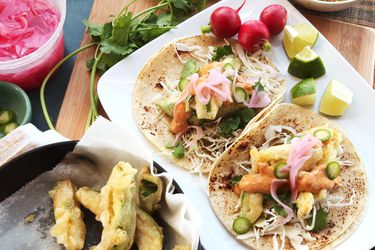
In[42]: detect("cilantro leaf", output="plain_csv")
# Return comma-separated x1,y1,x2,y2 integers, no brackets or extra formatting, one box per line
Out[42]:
100,40,137,56
309,208,328,232
219,108,256,136
172,142,185,159
83,19,112,41
212,45,233,61
170,0,190,12
219,116,241,136
156,12,172,26
236,108,256,127
272,204,288,217
230,175,243,186
112,13,132,46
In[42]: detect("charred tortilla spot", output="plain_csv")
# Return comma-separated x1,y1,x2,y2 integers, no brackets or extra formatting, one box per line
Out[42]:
155,83,163,89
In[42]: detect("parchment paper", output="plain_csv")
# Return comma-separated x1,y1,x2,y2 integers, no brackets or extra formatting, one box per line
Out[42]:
0,117,201,249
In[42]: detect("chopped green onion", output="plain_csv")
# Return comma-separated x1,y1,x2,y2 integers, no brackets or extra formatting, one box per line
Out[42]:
232,217,251,234
274,162,289,179
234,87,249,103
313,128,331,142
325,161,341,180
3,122,18,135
0,110,14,125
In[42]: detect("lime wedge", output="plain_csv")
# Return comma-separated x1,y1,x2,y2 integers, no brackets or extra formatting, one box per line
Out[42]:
288,46,326,79
319,79,353,116
291,78,316,106
283,24,319,59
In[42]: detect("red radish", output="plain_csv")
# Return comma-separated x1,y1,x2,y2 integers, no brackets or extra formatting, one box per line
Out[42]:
209,0,246,38
238,20,271,53
260,4,288,36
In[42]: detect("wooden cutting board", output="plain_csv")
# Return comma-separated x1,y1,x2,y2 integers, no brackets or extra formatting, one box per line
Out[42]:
56,0,375,139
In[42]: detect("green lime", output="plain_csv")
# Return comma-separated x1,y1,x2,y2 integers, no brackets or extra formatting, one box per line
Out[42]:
288,46,326,79
290,78,316,106
283,24,319,59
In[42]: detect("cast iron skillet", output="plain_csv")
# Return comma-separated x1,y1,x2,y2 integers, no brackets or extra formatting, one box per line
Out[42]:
0,141,203,249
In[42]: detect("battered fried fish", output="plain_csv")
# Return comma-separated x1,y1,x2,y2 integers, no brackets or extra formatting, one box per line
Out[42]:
49,180,86,250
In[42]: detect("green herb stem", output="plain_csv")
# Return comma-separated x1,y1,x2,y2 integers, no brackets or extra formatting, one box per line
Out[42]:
90,51,104,119
130,26,175,33
132,2,169,20
40,42,98,130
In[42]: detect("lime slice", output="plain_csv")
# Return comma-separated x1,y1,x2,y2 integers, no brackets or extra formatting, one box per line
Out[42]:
283,24,319,59
319,79,353,116
290,78,316,106
288,46,326,79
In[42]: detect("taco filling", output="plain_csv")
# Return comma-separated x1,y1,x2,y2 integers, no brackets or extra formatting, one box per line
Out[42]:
151,40,284,173
229,125,356,249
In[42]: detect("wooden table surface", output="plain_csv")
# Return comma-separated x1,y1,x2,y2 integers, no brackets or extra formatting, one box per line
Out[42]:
56,0,375,139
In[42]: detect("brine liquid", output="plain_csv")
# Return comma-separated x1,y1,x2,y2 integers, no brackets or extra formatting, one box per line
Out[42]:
0,0,60,61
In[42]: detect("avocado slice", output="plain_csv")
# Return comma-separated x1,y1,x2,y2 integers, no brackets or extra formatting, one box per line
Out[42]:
195,96,220,120
155,93,179,117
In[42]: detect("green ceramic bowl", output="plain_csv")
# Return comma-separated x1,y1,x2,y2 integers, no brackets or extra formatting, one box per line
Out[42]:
0,81,32,137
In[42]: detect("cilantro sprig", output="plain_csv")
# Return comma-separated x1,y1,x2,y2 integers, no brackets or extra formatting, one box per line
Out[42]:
212,45,233,61
40,0,206,130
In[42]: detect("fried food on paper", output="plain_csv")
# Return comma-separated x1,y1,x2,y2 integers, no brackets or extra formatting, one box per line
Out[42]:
76,189,164,250
76,187,101,220
49,180,86,250
92,162,137,250
135,208,163,250
137,166,163,213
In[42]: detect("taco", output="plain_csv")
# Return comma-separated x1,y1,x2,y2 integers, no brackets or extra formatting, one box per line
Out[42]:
209,103,367,249
133,35,286,173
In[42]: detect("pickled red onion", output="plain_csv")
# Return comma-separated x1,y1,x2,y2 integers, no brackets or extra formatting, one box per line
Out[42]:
173,73,199,118
173,125,203,147
282,134,322,201
0,0,60,61
270,179,294,226
195,69,232,105
244,89,271,108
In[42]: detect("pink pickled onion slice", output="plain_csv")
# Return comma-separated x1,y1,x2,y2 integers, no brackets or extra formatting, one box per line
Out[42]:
195,69,232,105
282,134,322,201
270,179,294,226
173,126,203,147
244,89,271,108
173,73,199,118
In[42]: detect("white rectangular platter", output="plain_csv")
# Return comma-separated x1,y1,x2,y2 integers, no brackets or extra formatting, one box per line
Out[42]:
98,0,375,249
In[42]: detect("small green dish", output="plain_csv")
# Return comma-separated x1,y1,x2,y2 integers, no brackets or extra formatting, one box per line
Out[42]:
0,81,32,138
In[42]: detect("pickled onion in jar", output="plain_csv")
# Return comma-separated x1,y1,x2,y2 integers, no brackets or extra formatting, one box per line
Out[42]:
0,0,60,60
0,0,65,89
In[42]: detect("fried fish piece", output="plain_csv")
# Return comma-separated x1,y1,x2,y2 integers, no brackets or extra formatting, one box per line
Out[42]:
137,166,164,213
92,162,137,250
49,180,86,250
135,208,163,250
76,187,101,220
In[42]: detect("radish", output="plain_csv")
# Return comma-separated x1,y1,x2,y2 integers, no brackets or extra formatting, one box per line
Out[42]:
208,0,246,38
260,4,288,36
238,20,271,53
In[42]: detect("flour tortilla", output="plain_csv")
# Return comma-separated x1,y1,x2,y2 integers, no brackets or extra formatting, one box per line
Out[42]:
209,103,367,249
133,35,286,173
